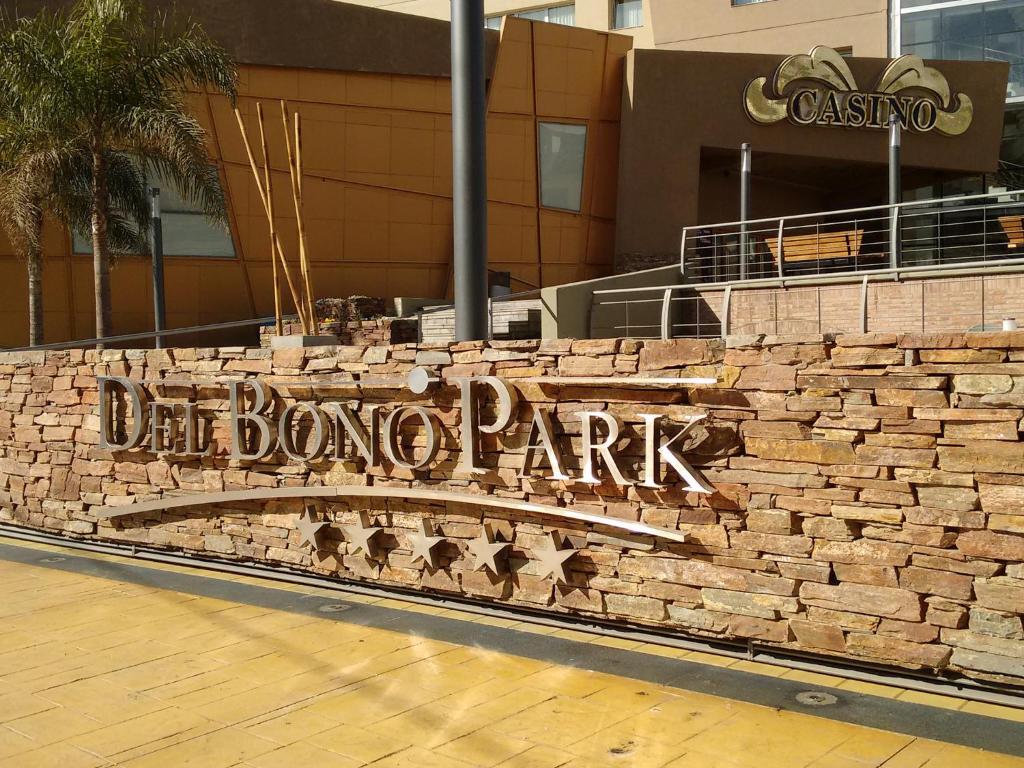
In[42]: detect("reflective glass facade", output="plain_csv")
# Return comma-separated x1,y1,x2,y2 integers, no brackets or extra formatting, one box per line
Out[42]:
898,0,1024,194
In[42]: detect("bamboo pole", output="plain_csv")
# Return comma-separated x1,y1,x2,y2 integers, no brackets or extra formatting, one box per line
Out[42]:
256,104,283,336
280,100,317,333
232,106,310,334
293,109,317,326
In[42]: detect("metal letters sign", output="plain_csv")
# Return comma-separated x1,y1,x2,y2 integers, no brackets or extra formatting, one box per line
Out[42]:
97,369,714,494
744,46,974,136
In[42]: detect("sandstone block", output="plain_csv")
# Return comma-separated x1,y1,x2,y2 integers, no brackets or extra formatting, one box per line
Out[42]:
979,484,1024,516
974,578,1024,612
875,389,948,407
790,619,846,653
831,505,903,525
915,486,979,512
728,615,789,643
899,566,974,600
700,588,798,620
735,365,796,392
833,564,898,588
667,606,729,632
831,348,904,367
639,339,712,370
802,517,857,541
855,445,936,469
950,648,1024,680
957,530,1024,561
744,438,855,465
969,608,1024,640
800,582,922,621
746,509,799,535
904,507,985,529
729,530,813,557
953,374,1014,395
605,593,666,621
940,443,1024,474
813,539,912,567
846,634,950,669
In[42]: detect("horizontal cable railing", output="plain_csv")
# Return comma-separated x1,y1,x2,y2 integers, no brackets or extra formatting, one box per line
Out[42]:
681,190,1024,284
589,190,1024,341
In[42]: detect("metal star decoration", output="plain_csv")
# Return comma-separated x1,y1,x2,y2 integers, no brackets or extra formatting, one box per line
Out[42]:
296,505,329,549
467,523,511,575
408,518,446,570
343,511,384,559
533,531,577,585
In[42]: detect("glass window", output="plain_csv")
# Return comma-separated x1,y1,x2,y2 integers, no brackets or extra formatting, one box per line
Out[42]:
538,122,586,212
732,0,774,5
900,1,1024,99
613,0,644,29
73,167,235,258
484,16,502,29
514,4,575,25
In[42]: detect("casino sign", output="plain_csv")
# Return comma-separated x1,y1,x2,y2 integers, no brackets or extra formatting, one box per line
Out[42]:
744,45,974,136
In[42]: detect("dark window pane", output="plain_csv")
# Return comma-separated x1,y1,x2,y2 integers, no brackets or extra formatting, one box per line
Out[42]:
902,11,941,46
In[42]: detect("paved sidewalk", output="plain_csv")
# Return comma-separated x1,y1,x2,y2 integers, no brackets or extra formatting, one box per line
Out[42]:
0,539,1022,768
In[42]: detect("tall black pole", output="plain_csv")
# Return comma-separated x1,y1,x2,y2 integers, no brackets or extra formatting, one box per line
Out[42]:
889,116,902,270
150,188,167,349
739,143,751,281
451,0,488,342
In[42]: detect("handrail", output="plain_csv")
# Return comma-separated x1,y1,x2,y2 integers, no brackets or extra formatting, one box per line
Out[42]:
594,255,1024,296
0,315,290,353
680,189,1024,234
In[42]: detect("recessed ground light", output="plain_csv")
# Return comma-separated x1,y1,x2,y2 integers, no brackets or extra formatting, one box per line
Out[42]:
317,603,352,613
40,556,66,563
796,691,838,707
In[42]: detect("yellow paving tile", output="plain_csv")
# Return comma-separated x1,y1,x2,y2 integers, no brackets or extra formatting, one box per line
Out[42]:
0,550,1020,768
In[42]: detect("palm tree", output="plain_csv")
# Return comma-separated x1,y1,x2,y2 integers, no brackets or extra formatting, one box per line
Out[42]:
2,0,237,341
0,11,152,346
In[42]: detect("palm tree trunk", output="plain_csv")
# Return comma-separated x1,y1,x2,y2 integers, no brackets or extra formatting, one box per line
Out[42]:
91,146,111,346
26,207,44,347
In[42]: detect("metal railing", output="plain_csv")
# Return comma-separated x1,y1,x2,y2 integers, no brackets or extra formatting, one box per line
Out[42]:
681,190,1024,283
586,190,1024,341
0,315,283,353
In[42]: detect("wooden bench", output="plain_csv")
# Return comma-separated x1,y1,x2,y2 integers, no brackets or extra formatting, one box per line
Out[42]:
999,215,1024,248
765,229,864,264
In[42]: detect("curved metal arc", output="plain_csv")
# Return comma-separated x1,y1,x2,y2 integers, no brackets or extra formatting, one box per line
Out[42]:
92,486,689,544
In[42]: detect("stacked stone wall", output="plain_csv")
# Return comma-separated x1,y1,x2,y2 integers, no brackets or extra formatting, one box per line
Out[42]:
0,332,1022,686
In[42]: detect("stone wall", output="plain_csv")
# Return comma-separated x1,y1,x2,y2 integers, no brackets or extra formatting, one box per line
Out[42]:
1,333,1023,686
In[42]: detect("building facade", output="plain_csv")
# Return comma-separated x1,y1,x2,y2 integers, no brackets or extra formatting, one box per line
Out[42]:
0,0,1012,348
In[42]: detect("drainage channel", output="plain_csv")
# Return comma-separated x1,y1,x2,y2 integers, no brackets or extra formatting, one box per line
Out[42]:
1,523,1021,710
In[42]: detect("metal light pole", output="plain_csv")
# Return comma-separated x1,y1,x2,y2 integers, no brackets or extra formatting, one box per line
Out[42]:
889,116,902,270
739,143,752,281
150,188,167,349
451,0,489,342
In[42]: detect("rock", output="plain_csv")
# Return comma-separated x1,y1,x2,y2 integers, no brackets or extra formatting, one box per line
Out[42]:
831,505,904,525
605,593,666,621
639,339,713,370
812,540,912,567
974,578,1024,613
957,531,1024,561
801,582,923,621
915,486,979,512
979,484,1024,516
746,509,799,535
904,507,985,529
939,443,1024,474
790,620,846,652
846,634,950,669
969,609,1023,640
952,375,1014,395
735,365,796,392
855,445,936,469
950,648,1024,680
802,517,857,541
700,588,798,620
728,615,789,643
744,438,855,465
667,606,729,632
899,566,974,600
831,348,905,367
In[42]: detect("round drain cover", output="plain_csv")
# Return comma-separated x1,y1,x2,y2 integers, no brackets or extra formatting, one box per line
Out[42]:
317,603,351,613
796,691,838,707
